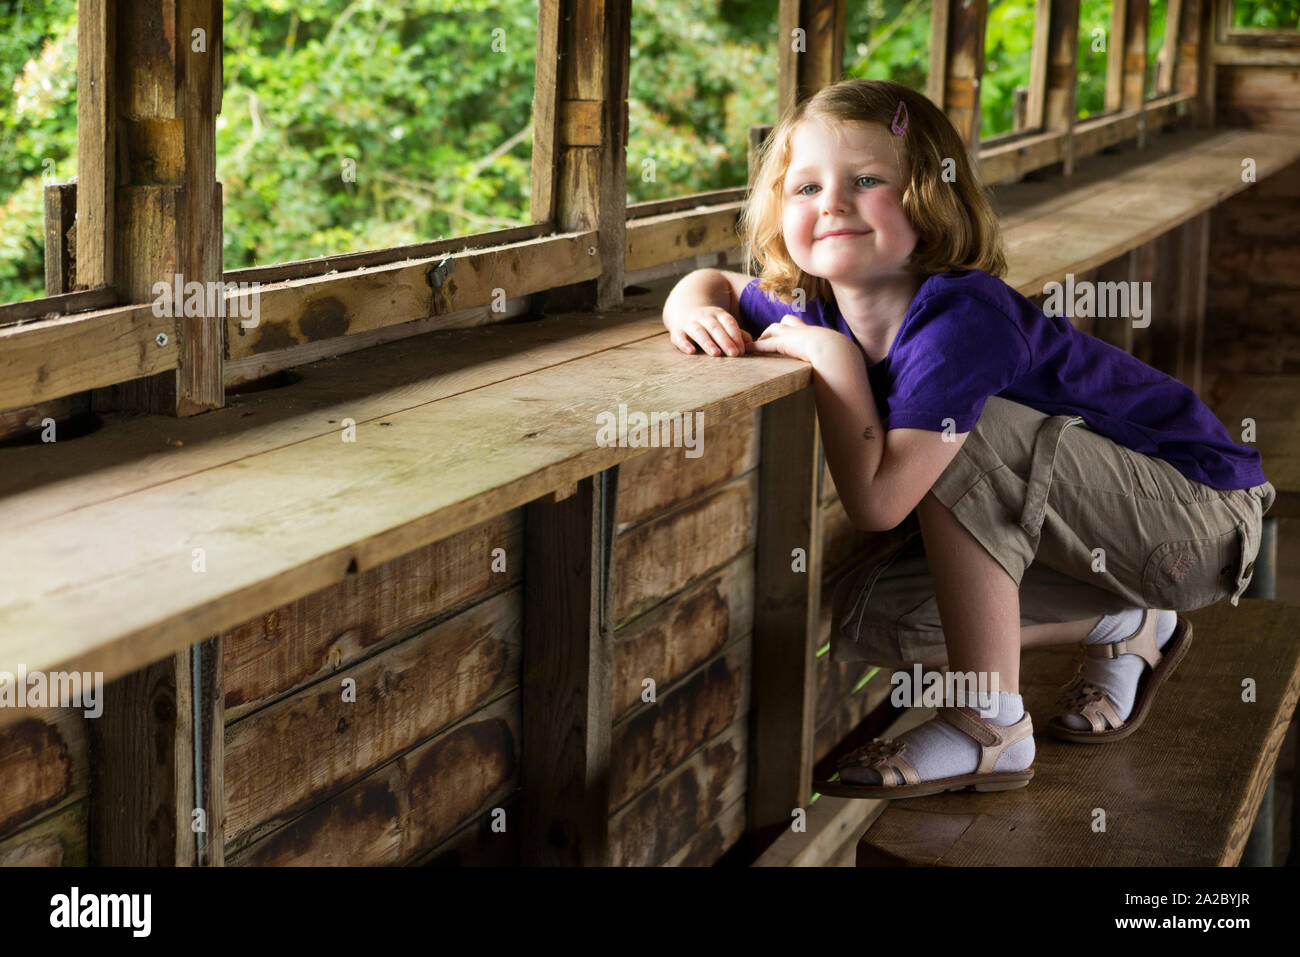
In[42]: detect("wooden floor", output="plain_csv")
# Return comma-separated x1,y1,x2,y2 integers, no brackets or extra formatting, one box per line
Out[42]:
1269,515,1299,865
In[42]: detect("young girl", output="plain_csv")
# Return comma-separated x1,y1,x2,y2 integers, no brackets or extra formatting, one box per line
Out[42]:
660,79,1274,799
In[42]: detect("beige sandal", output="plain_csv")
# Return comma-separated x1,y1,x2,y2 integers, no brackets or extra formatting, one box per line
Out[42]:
813,706,1035,800
1047,609,1193,744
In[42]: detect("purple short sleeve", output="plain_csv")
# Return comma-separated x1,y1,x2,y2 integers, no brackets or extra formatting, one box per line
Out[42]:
886,290,1032,433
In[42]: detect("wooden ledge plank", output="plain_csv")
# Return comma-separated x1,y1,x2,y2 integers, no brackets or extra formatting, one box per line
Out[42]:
0,310,668,530
0,338,809,721
994,128,1290,229
857,599,1300,866
999,129,1300,295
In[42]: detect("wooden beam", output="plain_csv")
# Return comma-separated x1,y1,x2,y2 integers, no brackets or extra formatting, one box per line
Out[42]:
1024,0,1054,132
88,652,196,865
747,387,822,852
778,0,846,119
1043,0,1081,173
192,634,223,866
87,1,222,416
531,0,562,226
1120,0,1150,147
939,0,988,149
1159,0,1185,95
521,470,615,865
1175,0,1201,97
1182,210,1209,398
175,0,223,415
75,0,115,292
551,0,631,310
1106,0,1130,113
43,184,78,295
1196,0,1217,128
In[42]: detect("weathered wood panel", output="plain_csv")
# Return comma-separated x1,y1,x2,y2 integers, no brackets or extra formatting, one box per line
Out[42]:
0,801,88,866
416,792,520,867
611,554,753,721
613,471,758,626
222,511,521,721
1205,159,1300,380
615,409,759,529
228,691,520,865
607,718,747,866
0,711,88,839
1216,65,1300,133
610,637,750,810
664,792,747,866
224,587,522,851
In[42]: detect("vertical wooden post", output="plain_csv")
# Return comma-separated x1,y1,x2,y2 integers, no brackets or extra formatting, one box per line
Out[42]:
43,184,78,295
777,0,846,120
1158,0,1185,95
76,0,115,293
89,654,196,865
521,471,616,865
193,635,224,866
1194,0,1216,129
89,0,223,416
1024,0,1053,131
1120,0,1150,147
1174,0,1201,100
545,0,631,311
530,0,562,227
1042,0,1081,174
936,0,989,151
1105,0,1130,113
748,388,823,851
82,0,226,868
1148,228,1185,377
1181,211,1209,398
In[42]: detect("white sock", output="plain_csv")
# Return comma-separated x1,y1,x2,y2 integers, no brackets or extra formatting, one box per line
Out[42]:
842,691,1034,786
1057,608,1177,731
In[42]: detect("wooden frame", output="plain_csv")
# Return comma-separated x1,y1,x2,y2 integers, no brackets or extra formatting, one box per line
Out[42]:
1217,0,1300,45
0,0,1214,415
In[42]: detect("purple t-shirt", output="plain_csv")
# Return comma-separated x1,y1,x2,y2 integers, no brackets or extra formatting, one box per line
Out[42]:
738,269,1265,491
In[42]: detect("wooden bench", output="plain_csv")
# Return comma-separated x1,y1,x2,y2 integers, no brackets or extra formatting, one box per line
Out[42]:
855,600,1300,866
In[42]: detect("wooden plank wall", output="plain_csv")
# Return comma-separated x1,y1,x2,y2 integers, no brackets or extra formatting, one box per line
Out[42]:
1203,10,1300,386
0,403,904,869
193,404,884,867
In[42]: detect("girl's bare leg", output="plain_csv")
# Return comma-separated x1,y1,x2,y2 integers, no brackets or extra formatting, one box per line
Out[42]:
913,489,1025,692
907,616,1106,669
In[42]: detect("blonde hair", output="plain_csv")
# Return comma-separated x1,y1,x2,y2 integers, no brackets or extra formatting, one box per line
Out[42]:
738,78,1007,305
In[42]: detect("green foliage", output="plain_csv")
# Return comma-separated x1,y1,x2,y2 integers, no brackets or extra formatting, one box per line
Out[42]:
2,0,1259,304
0,0,77,304
1077,0,1112,118
1233,0,1300,28
218,0,539,269
983,0,1036,137
627,0,778,202
843,0,931,93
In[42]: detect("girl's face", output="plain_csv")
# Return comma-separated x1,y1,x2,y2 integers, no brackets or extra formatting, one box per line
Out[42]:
780,118,919,286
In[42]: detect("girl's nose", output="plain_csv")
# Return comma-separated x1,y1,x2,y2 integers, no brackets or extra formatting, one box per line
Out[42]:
819,187,848,216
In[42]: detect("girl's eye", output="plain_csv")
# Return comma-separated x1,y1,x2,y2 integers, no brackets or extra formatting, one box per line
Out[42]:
795,177,879,195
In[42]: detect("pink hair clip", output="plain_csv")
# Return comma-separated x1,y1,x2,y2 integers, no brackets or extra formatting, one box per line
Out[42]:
891,99,909,136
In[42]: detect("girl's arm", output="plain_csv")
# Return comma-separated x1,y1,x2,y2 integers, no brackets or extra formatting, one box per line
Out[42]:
810,335,970,531
662,269,753,356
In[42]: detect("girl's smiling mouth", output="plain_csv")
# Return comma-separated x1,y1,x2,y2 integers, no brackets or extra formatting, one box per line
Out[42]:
817,229,871,240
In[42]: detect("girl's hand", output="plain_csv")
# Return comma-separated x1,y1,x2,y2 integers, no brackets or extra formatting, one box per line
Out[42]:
666,305,753,357
748,313,842,364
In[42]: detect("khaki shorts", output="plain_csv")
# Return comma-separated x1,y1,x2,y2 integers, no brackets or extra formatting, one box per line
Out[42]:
830,395,1275,666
